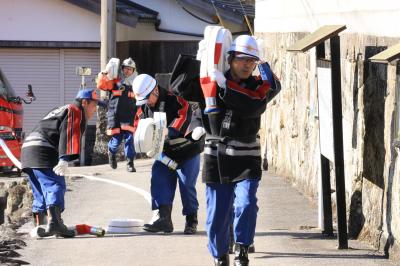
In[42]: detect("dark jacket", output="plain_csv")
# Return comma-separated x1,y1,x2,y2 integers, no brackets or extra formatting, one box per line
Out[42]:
135,86,191,134
134,86,203,162
21,102,87,169
105,81,137,135
202,64,280,184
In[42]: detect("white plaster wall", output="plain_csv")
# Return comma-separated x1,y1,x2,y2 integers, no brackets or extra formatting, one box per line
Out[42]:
0,0,100,42
121,0,244,41
133,0,207,35
255,0,400,37
0,0,238,42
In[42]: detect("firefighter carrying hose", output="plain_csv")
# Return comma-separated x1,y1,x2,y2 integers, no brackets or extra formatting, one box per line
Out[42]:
97,57,138,172
132,74,205,235
21,89,105,237
203,35,281,266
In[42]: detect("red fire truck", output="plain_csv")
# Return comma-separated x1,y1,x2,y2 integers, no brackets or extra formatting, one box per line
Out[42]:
0,67,35,175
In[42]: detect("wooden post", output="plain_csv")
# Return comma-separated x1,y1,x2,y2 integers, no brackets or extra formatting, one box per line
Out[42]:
330,35,348,249
320,155,334,236
0,193,6,225
93,0,116,164
101,0,116,73
287,25,348,249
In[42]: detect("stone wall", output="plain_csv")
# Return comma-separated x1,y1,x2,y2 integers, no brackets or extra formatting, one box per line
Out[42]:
258,32,400,259
0,178,31,264
0,178,32,225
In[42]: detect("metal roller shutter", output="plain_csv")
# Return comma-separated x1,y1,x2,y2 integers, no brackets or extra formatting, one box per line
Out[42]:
0,48,60,134
0,48,100,134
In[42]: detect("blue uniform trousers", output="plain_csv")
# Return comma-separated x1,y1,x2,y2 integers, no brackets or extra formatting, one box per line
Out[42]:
25,168,66,212
108,131,135,159
206,179,259,258
151,154,200,216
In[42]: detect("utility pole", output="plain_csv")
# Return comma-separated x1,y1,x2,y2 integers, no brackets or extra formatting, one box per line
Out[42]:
93,0,116,164
100,0,116,77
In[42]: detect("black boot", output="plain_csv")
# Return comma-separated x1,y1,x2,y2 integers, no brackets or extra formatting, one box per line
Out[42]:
32,211,47,226
229,224,234,254
127,159,136,172
43,205,75,238
234,244,249,266
262,157,268,171
248,243,255,253
184,213,198,234
233,243,255,254
214,254,229,266
108,151,117,169
143,205,173,233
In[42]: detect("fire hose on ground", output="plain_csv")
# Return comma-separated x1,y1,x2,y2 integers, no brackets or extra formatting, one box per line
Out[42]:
1,137,109,238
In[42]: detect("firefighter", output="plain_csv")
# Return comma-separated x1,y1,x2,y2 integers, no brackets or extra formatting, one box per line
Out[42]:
203,35,280,266
98,57,138,172
132,74,203,235
21,89,104,237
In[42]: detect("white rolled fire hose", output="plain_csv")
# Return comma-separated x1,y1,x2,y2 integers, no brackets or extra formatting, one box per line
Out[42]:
198,25,232,113
134,112,184,178
104,57,120,80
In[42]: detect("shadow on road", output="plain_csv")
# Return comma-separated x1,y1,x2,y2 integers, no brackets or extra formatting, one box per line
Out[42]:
255,251,387,260
255,230,336,240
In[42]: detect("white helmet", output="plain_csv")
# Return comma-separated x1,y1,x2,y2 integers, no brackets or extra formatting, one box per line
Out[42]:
132,74,157,106
228,35,259,60
122,57,136,69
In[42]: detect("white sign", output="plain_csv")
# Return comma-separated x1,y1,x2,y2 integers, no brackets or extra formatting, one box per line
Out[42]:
317,67,334,162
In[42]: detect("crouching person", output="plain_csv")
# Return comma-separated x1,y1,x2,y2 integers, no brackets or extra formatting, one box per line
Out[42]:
132,74,205,234
21,89,104,237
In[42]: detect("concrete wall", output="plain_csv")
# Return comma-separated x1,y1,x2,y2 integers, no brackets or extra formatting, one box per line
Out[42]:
255,0,400,259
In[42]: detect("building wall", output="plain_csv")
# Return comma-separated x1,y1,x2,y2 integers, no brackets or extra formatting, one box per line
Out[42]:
0,0,244,43
125,0,245,41
0,0,100,42
117,40,198,76
0,48,100,133
255,0,400,259
255,0,400,37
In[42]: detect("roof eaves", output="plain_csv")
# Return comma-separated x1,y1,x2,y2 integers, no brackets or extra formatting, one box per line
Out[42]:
64,0,158,27
208,0,255,17
178,0,249,24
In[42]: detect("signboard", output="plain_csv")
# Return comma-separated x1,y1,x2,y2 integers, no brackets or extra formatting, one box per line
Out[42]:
317,67,334,161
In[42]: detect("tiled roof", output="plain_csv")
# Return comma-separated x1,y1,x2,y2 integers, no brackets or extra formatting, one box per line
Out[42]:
66,0,254,27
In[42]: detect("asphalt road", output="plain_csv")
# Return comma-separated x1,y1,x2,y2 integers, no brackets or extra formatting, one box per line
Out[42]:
18,158,395,266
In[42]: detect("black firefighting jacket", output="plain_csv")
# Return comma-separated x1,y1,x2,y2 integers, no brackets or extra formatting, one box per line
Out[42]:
21,102,87,169
133,86,204,162
202,67,280,184
104,79,137,135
